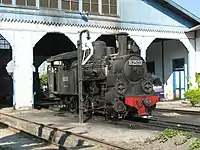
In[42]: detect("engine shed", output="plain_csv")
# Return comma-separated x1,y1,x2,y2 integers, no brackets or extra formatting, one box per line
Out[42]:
0,0,199,110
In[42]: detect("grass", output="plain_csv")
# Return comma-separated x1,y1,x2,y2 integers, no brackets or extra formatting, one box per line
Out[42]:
155,129,200,150
156,129,192,143
189,138,200,150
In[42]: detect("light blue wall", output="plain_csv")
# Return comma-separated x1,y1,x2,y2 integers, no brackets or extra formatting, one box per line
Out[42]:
118,0,193,29
0,0,195,32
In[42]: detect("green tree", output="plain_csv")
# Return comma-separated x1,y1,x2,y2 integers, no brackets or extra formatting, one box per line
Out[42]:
39,73,48,87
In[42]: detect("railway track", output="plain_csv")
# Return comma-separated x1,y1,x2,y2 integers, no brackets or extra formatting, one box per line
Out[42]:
106,118,200,134
0,112,129,150
35,102,200,134
155,108,200,115
146,118,200,133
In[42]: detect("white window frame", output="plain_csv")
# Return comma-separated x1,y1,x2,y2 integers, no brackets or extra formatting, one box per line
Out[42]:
15,0,36,7
82,0,118,15
62,0,79,11
101,0,117,15
0,0,13,5
82,0,99,13
39,0,59,9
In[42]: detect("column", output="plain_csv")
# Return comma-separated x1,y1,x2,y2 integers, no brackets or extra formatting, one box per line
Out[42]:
180,38,196,88
129,35,155,60
58,0,62,10
196,51,200,73
79,0,82,12
13,31,33,110
98,0,102,14
140,49,146,60
188,49,196,87
36,0,39,9
12,0,16,5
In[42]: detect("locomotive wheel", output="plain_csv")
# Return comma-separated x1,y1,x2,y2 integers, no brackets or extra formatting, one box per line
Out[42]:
116,81,127,95
60,97,69,111
141,80,153,94
148,104,156,115
69,97,78,113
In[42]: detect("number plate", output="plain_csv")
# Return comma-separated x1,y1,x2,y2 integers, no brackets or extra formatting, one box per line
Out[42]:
128,60,143,65
63,77,68,82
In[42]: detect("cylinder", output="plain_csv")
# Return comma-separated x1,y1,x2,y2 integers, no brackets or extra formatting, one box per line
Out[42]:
92,41,106,59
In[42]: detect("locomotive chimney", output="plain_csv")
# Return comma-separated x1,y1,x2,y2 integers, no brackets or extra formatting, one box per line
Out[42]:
116,32,128,55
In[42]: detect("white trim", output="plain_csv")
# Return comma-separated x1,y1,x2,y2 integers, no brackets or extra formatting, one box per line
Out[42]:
12,0,16,5
36,0,39,9
79,0,82,12
58,0,61,10
117,0,120,16
185,24,200,33
98,0,102,14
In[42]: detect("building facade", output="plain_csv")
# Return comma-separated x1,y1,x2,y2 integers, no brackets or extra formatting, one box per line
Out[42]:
0,0,199,110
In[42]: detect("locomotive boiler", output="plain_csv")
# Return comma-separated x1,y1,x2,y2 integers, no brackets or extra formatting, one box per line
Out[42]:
46,32,159,120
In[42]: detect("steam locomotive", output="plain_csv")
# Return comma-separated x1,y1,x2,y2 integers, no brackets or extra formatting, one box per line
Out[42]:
46,32,159,120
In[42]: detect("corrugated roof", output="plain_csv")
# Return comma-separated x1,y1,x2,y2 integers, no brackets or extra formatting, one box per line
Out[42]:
156,0,200,25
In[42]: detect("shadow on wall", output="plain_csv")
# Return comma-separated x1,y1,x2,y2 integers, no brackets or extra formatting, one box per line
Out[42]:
146,39,189,100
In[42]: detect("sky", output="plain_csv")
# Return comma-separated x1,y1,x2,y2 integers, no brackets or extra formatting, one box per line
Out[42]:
172,0,200,18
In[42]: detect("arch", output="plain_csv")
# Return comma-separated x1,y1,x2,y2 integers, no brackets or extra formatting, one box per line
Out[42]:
129,36,156,59
129,36,156,51
146,38,191,100
0,33,13,107
0,30,15,48
33,32,77,68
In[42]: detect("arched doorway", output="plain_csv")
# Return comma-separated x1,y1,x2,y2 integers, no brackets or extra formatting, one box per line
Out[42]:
33,32,77,103
0,34,13,107
146,38,188,100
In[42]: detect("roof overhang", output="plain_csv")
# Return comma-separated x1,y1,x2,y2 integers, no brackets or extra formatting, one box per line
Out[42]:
155,0,200,26
185,25,200,33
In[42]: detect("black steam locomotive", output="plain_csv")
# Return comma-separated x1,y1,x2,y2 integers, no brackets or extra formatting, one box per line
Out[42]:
46,32,159,120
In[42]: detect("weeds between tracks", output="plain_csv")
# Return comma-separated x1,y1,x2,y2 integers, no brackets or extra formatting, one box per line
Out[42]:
152,129,200,150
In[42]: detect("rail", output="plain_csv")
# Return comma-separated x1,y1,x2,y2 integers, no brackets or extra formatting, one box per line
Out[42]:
95,116,200,134
0,112,128,150
155,108,200,115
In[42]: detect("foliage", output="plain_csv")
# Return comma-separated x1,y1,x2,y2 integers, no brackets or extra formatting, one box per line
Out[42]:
154,129,200,149
184,73,200,106
156,129,191,144
39,73,48,87
189,138,200,150
0,146,13,150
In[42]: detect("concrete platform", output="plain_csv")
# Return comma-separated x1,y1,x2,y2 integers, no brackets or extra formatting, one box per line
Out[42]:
156,100,200,111
0,108,160,150
0,127,58,150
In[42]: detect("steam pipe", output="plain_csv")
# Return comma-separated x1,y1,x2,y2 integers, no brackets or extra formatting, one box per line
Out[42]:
77,29,90,123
